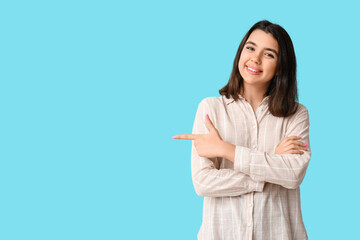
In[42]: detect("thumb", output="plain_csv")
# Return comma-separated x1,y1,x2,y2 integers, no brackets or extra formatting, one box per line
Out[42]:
205,114,216,133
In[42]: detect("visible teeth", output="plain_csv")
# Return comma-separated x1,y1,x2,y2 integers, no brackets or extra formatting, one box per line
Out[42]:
248,67,260,73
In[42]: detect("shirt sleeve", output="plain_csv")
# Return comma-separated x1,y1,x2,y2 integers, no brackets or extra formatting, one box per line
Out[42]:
191,99,265,197
233,105,311,189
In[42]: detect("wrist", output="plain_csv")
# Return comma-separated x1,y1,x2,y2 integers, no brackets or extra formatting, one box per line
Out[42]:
221,141,236,162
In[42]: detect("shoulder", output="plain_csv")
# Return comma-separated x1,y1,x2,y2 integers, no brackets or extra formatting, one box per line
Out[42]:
197,96,226,110
296,103,309,113
199,96,225,105
286,103,310,125
294,103,310,118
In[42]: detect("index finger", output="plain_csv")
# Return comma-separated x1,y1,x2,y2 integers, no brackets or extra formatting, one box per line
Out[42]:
173,134,200,140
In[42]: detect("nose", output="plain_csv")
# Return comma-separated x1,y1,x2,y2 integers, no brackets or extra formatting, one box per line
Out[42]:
251,53,261,64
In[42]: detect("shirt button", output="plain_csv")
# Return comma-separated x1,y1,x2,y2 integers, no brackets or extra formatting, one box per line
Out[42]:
252,125,256,129
249,203,253,207
252,145,256,149
248,223,252,227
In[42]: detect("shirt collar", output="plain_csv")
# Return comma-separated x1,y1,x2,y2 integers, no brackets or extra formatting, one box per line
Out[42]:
224,94,270,105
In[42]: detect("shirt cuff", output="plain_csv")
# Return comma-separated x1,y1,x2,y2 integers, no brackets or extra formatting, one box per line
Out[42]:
234,146,252,175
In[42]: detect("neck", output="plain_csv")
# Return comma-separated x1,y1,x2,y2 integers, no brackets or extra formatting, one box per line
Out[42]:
240,83,269,112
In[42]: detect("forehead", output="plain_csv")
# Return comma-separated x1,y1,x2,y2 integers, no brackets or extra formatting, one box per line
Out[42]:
246,29,279,51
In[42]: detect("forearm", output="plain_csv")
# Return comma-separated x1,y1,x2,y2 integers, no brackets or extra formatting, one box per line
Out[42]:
220,139,310,189
233,145,311,189
192,143,264,197
220,141,236,163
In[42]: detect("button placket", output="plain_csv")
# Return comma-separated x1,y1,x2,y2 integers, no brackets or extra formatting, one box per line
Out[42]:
247,193,254,239
245,101,259,151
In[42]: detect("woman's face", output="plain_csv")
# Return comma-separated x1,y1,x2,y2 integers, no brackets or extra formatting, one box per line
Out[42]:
238,29,279,88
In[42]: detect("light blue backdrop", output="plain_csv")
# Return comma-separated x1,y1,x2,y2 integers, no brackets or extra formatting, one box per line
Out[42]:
1,0,359,239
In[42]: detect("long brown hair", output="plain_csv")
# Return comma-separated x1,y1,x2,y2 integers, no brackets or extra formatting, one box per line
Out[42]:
219,20,298,117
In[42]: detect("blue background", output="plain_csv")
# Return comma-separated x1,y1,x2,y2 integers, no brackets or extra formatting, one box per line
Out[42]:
1,0,359,239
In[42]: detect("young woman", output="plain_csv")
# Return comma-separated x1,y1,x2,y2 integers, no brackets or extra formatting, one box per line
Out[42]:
174,20,311,240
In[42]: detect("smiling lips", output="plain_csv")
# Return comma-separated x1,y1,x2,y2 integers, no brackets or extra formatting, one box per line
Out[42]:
246,65,262,75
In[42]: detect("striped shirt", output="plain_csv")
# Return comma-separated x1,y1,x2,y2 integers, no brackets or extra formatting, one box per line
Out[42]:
191,94,311,240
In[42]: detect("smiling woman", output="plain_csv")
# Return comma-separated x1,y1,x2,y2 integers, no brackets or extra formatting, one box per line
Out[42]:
174,20,311,240
239,30,279,97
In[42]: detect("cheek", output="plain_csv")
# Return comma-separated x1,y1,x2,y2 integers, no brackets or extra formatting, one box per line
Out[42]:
238,55,246,69
238,60,245,75
266,62,278,75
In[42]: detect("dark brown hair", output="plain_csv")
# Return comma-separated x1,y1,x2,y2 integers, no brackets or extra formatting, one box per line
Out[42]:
219,20,298,117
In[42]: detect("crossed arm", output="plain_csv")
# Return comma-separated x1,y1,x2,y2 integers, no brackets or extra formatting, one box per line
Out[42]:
173,100,311,197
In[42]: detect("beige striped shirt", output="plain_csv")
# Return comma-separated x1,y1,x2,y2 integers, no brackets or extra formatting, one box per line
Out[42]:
191,94,311,240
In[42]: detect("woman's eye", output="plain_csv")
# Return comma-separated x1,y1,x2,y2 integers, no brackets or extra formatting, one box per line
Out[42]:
246,46,254,51
265,53,274,58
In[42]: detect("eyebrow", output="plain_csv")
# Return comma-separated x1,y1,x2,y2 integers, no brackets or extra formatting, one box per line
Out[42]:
245,41,278,57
